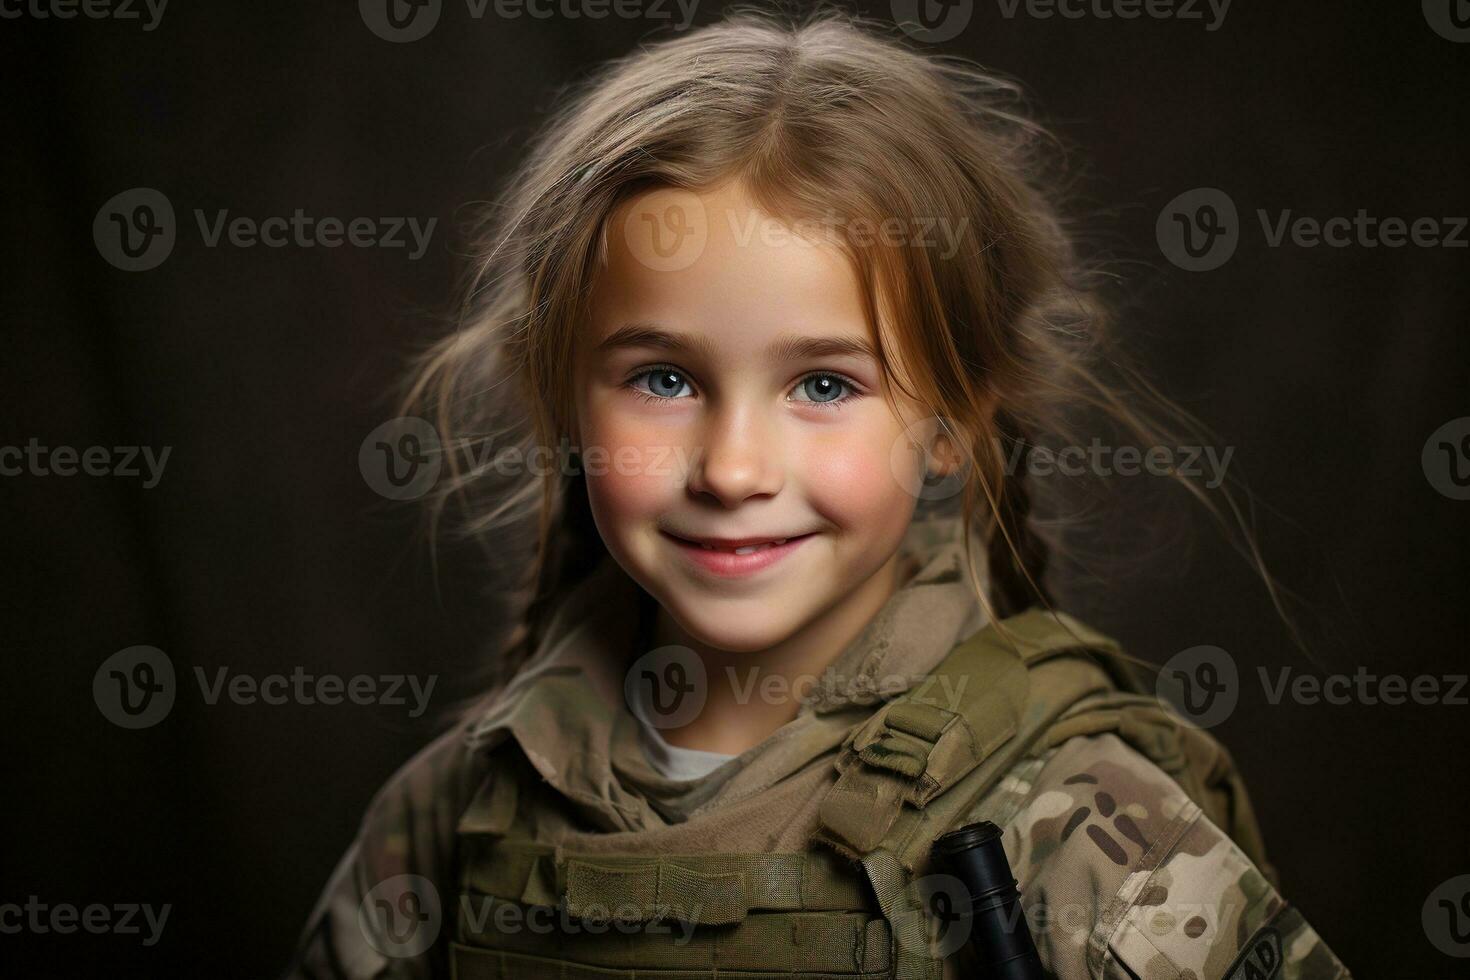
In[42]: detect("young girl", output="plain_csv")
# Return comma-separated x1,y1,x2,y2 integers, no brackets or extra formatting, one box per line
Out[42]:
286,7,1349,978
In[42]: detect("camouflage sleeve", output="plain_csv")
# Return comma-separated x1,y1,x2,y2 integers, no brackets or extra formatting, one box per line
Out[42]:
982,733,1351,980
280,719,491,980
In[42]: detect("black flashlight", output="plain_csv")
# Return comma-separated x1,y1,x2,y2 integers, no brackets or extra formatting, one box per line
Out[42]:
930,821,1045,979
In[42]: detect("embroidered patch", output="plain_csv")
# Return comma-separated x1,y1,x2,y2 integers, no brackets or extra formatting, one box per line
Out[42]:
1224,926,1282,980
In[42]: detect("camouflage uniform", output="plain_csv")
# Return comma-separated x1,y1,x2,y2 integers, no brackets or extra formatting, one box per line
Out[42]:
282,515,1349,980
958,736,1347,979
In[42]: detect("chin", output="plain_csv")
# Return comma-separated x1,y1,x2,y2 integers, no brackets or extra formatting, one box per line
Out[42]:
658,592,804,655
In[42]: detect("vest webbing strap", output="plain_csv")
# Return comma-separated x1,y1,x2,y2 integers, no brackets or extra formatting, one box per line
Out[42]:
461,836,871,926
451,909,892,976
812,611,1137,980
860,847,941,980
815,608,1122,859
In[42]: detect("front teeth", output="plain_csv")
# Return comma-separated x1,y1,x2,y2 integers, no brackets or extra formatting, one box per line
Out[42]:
700,537,789,555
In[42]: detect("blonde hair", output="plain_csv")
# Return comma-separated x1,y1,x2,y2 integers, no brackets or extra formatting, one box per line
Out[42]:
404,2,1291,687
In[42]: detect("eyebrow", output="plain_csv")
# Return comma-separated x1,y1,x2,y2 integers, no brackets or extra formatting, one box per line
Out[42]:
595,321,880,363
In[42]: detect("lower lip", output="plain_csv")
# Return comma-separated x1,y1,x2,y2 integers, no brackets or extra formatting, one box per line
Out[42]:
663,532,815,578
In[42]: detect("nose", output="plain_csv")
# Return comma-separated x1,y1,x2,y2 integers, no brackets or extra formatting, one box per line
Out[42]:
684,402,784,507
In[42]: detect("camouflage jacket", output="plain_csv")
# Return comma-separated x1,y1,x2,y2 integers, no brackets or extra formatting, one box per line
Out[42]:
282,516,1350,980
956,734,1348,979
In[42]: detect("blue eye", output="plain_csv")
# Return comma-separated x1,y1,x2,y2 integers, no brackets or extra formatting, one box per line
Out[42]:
791,373,855,408
628,367,693,400
623,366,861,409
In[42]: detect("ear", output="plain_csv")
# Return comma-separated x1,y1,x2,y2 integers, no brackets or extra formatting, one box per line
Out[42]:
929,387,1008,478
924,418,969,478
924,395,996,478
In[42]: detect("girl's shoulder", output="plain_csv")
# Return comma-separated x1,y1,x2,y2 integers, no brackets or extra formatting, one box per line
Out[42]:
987,732,1350,980
285,719,495,980
351,713,511,872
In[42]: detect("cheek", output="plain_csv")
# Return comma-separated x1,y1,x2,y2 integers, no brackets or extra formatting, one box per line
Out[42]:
800,421,915,524
580,411,687,523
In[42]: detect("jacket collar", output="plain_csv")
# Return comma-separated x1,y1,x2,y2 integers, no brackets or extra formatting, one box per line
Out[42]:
464,514,991,827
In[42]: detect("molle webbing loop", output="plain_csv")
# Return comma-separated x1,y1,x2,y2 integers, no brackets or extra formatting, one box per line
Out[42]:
860,847,944,980
560,850,869,926
564,856,746,925
459,835,873,928
453,761,894,975
816,609,1120,858
452,916,892,979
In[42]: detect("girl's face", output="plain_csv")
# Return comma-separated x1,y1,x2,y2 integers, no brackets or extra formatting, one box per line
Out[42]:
573,180,945,654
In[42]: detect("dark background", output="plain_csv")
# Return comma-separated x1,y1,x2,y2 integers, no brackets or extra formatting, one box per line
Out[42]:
3,1,1467,977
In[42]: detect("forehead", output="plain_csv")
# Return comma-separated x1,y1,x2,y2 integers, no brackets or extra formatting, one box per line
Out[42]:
588,182,877,359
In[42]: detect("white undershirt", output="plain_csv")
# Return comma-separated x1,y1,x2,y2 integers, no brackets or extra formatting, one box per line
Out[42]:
635,717,737,782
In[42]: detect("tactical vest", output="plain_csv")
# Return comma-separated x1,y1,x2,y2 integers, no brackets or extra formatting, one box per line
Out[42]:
447,609,1272,979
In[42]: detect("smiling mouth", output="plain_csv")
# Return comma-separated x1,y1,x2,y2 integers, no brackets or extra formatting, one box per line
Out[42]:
662,531,817,555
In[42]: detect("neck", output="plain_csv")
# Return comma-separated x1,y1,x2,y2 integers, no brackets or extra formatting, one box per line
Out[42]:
650,551,908,756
